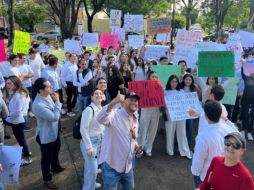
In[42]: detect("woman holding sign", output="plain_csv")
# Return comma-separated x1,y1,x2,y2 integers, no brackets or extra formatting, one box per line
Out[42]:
164,75,192,159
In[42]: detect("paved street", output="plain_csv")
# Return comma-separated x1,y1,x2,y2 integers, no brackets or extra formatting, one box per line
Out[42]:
4,116,254,190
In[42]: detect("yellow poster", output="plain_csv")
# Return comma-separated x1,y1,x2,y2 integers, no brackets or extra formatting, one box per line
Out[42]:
13,30,30,54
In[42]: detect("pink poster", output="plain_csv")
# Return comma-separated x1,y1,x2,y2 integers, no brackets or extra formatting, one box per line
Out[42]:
0,40,6,62
100,34,118,48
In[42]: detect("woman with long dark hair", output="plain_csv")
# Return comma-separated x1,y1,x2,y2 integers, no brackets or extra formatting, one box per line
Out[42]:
133,57,147,81
120,62,133,88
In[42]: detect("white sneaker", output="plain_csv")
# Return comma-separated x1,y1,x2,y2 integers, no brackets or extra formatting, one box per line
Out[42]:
61,109,66,115
145,152,152,157
67,112,76,117
247,133,254,141
240,130,246,137
97,168,102,174
20,158,32,166
95,182,101,189
28,111,35,117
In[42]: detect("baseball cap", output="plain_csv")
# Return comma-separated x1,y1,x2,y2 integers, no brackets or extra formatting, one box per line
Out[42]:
125,92,140,100
225,132,247,149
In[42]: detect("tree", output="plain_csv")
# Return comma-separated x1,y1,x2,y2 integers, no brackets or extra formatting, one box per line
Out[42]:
44,0,83,40
14,0,48,32
247,0,254,30
83,0,106,33
5,0,14,46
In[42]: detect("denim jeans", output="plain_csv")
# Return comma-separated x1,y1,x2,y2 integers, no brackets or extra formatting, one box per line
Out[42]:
77,94,89,113
0,182,4,190
80,135,102,190
193,175,202,188
101,162,134,190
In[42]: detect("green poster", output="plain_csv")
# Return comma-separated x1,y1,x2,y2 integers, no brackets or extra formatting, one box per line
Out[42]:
13,30,30,54
151,65,181,88
198,51,235,77
221,77,240,105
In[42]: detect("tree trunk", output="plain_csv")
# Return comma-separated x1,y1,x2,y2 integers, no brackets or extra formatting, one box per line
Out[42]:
247,0,254,31
7,0,14,47
215,0,222,39
87,16,93,33
185,10,191,30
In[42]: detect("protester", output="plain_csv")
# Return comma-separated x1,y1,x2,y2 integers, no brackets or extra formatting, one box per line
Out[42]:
80,89,104,190
0,96,8,144
91,59,106,80
97,91,143,190
198,132,254,190
120,62,133,88
32,78,64,190
133,57,148,81
5,54,22,78
177,60,188,80
164,75,192,159
5,76,32,166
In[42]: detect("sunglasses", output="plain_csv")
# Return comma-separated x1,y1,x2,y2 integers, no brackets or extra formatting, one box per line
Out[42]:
224,139,242,150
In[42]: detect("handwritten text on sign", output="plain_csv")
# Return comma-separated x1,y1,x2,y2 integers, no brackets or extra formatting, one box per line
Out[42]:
164,92,202,121
80,33,99,47
64,39,83,55
144,45,169,60
147,18,171,34
128,80,165,108
124,15,144,32
13,30,30,54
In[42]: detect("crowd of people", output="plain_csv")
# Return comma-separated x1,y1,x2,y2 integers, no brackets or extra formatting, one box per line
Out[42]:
0,36,253,190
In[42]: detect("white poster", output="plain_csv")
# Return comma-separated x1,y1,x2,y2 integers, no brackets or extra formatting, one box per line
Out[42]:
225,33,243,66
111,27,125,42
0,145,22,185
110,10,122,28
128,35,144,47
64,39,83,55
164,92,202,121
144,45,169,60
80,33,99,47
239,30,254,48
124,15,144,32
173,47,198,68
156,33,170,42
175,29,202,48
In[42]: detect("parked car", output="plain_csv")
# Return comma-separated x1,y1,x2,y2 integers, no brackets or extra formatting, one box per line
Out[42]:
34,30,61,40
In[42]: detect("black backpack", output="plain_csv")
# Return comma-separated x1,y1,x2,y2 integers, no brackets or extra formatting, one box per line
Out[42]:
73,106,94,139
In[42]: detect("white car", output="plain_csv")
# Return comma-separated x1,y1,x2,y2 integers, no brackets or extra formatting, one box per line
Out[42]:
34,31,61,40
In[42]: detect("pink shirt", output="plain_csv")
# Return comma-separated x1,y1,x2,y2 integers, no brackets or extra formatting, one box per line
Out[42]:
97,106,138,173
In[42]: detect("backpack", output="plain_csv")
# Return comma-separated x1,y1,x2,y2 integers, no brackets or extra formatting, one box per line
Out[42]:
73,105,94,139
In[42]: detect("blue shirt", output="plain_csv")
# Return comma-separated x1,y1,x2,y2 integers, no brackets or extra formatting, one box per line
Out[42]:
41,66,60,92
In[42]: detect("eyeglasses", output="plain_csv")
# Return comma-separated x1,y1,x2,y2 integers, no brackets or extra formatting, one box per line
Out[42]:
224,139,242,150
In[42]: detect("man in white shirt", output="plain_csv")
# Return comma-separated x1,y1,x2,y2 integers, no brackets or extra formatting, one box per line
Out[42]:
191,100,237,188
39,38,50,53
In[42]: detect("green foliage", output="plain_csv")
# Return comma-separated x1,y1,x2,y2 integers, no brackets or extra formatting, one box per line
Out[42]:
175,15,186,29
14,0,48,32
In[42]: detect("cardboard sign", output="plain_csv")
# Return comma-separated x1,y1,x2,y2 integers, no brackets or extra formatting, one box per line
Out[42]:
239,30,254,47
144,45,169,60
151,65,181,88
124,15,144,32
100,34,119,48
175,29,202,48
0,40,6,61
13,30,30,54
147,18,171,34
110,10,122,28
128,80,165,108
156,33,170,42
64,39,83,55
164,92,202,121
244,58,254,74
80,33,99,47
221,77,240,105
111,27,125,42
128,35,144,47
0,145,22,185
198,51,235,77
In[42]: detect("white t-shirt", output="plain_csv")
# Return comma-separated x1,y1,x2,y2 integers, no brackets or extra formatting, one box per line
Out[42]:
134,66,147,81
28,57,45,83
5,65,21,77
18,64,33,87
0,61,10,77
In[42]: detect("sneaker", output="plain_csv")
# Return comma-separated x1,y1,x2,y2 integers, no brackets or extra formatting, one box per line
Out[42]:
95,182,101,189
240,130,246,137
145,151,152,157
24,126,33,132
97,168,102,174
20,158,32,166
184,155,192,160
28,111,35,117
247,133,254,141
61,109,66,115
67,112,76,117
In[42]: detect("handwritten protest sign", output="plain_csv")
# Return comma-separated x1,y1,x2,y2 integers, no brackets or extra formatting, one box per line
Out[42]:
151,65,181,88
194,42,226,51
110,10,122,28
164,92,202,121
100,34,118,48
175,29,202,48
128,80,165,108
124,15,144,32
144,45,169,60
80,33,98,47
173,48,197,68
239,30,254,47
226,33,243,66
198,51,234,77
0,40,6,61
243,58,254,74
13,30,30,54
111,27,125,42
221,78,240,105
156,33,170,42
128,35,144,47
147,18,171,34
0,145,22,185
48,49,65,62
64,39,83,55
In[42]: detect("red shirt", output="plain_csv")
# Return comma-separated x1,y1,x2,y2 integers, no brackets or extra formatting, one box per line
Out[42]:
199,156,254,190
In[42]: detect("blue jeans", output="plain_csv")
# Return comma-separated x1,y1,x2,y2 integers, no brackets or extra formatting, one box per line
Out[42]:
101,162,134,190
77,94,89,113
80,135,102,190
193,175,202,188
0,182,4,190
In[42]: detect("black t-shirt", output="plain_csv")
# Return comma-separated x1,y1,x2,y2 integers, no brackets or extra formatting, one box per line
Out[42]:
108,76,124,100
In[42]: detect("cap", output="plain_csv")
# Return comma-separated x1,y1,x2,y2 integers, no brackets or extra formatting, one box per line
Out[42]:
125,92,140,100
225,132,247,149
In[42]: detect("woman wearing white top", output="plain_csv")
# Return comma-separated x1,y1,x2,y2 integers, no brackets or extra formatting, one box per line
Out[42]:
5,76,32,165
164,75,191,159
133,57,148,81
80,88,104,190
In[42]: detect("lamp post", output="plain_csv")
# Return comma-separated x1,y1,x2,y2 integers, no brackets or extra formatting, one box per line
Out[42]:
170,0,176,46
